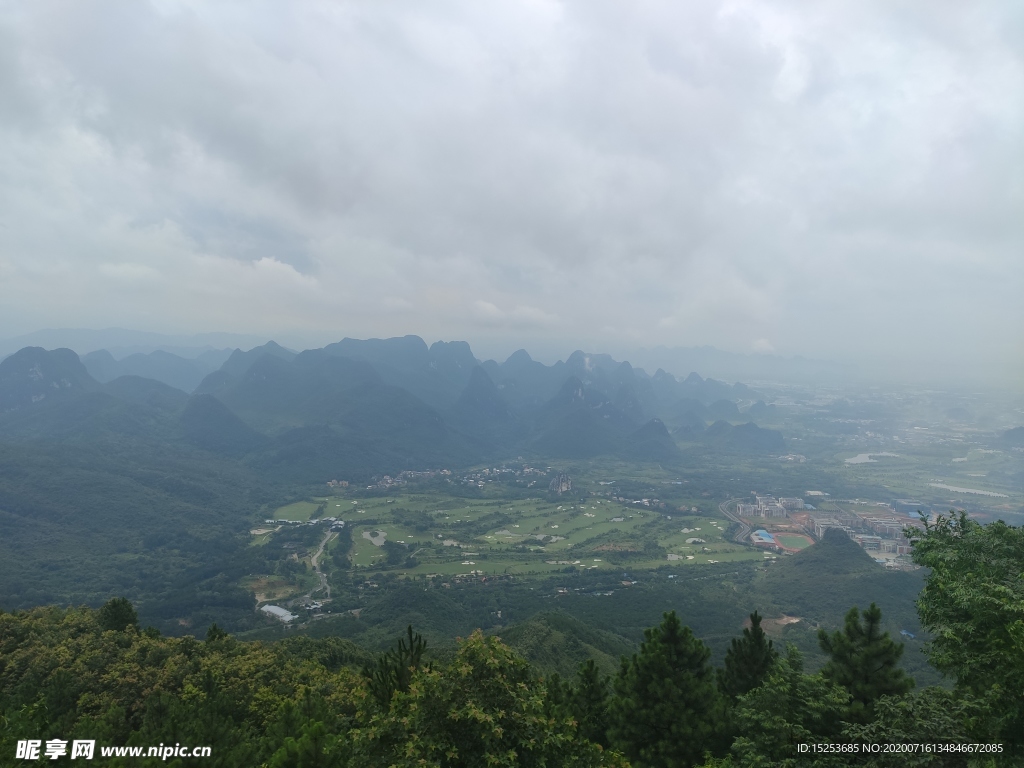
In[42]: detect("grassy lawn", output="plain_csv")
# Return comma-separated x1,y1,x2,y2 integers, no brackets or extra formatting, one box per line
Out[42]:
274,500,322,521
249,530,276,546
243,575,304,603
319,489,767,577
775,533,814,550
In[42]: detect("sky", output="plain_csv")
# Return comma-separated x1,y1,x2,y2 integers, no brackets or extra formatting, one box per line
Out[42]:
0,1,1021,383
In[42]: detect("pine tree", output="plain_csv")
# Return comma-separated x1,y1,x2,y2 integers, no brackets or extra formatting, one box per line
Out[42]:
718,611,778,700
365,625,427,707
571,659,611,748
544,671,572,719
97,597,138,633
730,646,849,766
817,603,912,723
205,623,229,642
608,611,727,768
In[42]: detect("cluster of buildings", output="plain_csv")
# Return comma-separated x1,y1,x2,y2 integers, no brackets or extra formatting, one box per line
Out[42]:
735,491,927,567
459,464,549,488
807,510,924,556
736,495,805,518
333,464,560,492
370,469,451,489
263,517,345,531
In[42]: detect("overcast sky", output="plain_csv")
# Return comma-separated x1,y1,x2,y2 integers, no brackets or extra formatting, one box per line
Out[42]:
0,1,1021,382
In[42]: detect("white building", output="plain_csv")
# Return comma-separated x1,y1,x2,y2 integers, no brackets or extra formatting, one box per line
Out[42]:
745,495,789,518
260,605,297,623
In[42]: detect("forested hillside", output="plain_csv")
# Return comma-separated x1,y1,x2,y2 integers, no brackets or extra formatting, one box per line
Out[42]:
2,513,1020,766
2,340,1021,765
0,340,783,627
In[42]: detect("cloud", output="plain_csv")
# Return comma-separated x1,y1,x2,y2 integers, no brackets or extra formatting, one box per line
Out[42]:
0,0,1020,381
98,262,162,284
472,300,559,328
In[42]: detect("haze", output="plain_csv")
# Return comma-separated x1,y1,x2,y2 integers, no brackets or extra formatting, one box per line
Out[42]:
1,1,1021,385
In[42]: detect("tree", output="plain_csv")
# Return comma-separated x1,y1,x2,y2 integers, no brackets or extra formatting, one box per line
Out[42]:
911,511,1024,757
97,597,138,633
543,671,572,719
205,623,229,642
365,625,427,708
818,603,912,723
350,630,618,767
840,687,985,767
718,611,778,700
729,646,849,767
571,659,611,748
608,611,728,768
269,721,348,768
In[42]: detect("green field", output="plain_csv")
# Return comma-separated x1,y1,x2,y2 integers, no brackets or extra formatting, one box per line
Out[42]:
274,500,323,521
775,533,813,550
321,490,765,577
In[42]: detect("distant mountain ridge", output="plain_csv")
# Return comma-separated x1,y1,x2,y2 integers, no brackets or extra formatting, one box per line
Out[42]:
82,348,233,393
0,346,99,412
0,328,272,365
0,336,789,633
0,336,788,480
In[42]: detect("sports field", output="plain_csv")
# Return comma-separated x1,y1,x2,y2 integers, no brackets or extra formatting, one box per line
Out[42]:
774,533,814,551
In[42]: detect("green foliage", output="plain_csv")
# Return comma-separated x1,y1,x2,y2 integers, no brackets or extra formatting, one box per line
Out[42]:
608,610,728,768
0,434,280,634
0,605,364,766
381,539,409,566
331,533,352,569
97,597,139,633
718,611,778,700
365,625,428,708
759,528,926,632
818,603,913,723
269,720,350,768
205,622,228,642
390,507,434,531
912,511,1024,756
839,687,987,767
350,630,619,767
729,647,849,767
3,581,1017,768
498,611,636,679
571,659,611,748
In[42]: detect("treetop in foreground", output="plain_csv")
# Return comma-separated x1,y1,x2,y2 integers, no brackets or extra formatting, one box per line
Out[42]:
912,511,1024,753
607,610,727,768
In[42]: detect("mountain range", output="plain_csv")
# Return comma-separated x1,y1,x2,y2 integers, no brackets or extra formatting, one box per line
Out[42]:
0,337,785,480
0,336,788,628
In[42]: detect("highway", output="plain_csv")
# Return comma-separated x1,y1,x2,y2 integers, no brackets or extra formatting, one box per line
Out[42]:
719,498,752,546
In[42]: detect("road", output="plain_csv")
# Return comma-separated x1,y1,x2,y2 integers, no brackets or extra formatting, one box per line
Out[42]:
719,498,752,546
306,529,336,601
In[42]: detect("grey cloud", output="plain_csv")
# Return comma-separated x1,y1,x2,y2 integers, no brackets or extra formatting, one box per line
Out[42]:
0,0,1020,384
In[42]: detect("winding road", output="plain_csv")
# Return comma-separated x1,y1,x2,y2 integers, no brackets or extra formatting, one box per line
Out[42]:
719,498,752,546
306,529,336,601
